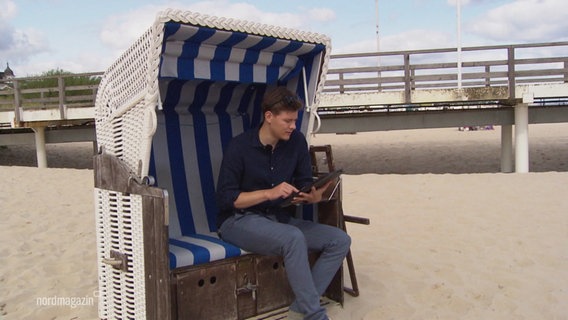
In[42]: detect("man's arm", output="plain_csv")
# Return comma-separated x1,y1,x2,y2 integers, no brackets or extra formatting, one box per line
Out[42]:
217,135,300,211
233,182,299,209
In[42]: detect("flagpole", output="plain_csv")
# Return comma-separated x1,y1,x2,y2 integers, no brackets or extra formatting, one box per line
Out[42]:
457,0,462,89
375,0,380,54
375,0,381,90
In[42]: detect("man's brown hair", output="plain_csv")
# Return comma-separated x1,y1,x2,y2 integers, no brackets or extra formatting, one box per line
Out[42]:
262,87,303,115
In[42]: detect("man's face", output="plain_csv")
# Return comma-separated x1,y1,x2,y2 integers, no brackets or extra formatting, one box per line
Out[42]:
266,110,298,140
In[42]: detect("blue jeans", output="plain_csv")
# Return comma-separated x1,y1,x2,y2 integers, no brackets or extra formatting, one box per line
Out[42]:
219,212,351,320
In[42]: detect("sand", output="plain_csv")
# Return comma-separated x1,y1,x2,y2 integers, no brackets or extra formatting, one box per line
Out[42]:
0,167,96,320
330,173,568,319
1,123,567,319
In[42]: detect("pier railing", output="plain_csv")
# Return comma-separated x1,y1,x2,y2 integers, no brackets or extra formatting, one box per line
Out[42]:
0,72,103,126
324,41,568,103
1,42,568,127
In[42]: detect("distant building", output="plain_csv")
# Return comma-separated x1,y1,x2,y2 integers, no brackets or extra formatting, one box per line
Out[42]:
0,63,15,79
0,63,15,90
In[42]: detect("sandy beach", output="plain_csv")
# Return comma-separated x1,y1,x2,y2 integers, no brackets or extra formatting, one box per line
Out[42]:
1,123,567,319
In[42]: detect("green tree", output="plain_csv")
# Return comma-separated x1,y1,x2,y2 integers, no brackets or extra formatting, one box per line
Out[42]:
22,68,101,98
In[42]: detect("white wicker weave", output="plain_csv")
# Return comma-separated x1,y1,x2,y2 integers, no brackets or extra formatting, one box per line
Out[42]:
95,190,147,319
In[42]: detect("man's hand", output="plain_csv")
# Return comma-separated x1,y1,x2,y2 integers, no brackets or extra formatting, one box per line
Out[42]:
266,182,299,201
291,180,333,205
234,182,298,209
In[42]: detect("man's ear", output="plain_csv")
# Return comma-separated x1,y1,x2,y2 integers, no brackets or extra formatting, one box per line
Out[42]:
264,111,273,123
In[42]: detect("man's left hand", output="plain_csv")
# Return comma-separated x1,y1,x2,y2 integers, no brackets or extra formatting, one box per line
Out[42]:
291,180,333,205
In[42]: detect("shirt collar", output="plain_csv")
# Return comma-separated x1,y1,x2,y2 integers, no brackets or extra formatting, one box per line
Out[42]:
247,125,291,150
248,126,264,149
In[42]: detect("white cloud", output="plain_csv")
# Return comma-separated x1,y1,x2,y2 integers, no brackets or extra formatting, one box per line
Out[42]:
447,0,471,5
0,0,17,20
467,0,568,42
98,1,336,54
99,5,164,51
329,29,456,70
9,1,336,75
447,0,490,6
335,29,454,54
0,24,14,51
181,1,318,29
305,7,336,23
386,30,454,51
0,0,50,71
8,28,49,55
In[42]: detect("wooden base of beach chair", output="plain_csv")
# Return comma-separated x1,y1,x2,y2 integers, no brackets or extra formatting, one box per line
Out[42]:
168,202,348,320
172,255,295,320
96,151,345,320
173,258,243,319
255,256,295,314
170,251,345,319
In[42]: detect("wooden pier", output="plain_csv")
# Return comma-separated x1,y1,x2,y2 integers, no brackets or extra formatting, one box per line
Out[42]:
0,72,101,167
1,42,568,171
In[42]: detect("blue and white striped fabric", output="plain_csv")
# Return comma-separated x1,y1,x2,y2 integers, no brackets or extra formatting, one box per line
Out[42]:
159,22,325,85
150,21,326,269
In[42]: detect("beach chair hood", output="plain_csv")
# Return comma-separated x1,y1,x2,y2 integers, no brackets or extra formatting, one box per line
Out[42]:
95,9,331,178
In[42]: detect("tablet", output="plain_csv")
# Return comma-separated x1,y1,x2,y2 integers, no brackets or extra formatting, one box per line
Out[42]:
280,169,343,207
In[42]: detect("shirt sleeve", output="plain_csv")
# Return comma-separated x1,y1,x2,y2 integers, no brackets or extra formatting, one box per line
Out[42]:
216,140,243,212
292,132,314,189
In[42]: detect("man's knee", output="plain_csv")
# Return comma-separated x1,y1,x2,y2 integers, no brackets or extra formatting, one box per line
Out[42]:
331,230,351,256
282,227,307,253
340,231,351,252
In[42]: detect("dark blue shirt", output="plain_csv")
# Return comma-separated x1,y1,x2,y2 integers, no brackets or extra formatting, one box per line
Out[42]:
216,126,313,227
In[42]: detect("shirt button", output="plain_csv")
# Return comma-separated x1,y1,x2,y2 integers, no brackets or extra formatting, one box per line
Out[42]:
271,183,275,187
270,167,274,170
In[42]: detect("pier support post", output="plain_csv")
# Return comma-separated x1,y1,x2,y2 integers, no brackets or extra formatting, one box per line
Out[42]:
514,103,529,173
32,126,48,168
500,124,513,173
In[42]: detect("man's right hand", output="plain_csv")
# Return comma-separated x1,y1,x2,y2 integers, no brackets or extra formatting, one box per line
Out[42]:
266,182,299,201
234,182,299,209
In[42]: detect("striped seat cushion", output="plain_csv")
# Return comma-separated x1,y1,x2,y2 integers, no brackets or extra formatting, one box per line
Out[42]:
168,234,247,269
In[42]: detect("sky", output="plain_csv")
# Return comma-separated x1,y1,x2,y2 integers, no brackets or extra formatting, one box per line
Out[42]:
1,0,567,77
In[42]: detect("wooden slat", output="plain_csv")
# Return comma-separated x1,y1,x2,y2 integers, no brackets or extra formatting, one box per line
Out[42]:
143,194,172,320
327,64,405,74
255,256,295,314
93,151,165,198
175,262,238,320
515,69,567,77
94,151,171,319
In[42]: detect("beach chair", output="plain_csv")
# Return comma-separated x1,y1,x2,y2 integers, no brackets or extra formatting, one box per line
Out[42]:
93,9,354,319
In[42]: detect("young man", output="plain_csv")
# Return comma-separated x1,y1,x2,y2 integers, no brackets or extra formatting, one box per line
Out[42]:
216,87,351,320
